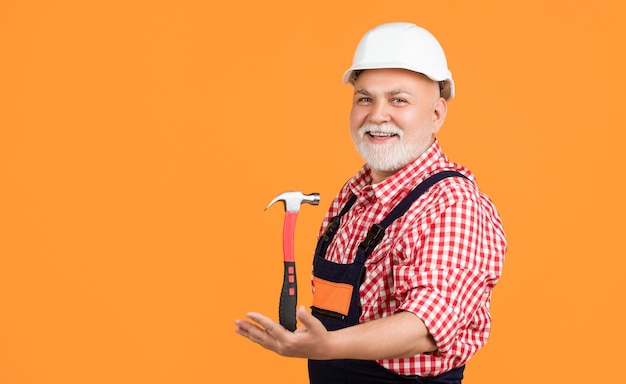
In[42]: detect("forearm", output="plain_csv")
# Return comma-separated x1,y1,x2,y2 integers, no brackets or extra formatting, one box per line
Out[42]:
324,311,437,360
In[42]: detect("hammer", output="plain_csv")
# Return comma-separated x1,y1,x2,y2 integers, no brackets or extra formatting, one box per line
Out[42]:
266,191,320,331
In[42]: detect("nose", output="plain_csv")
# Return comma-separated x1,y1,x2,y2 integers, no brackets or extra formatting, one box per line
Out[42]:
368,101,391,124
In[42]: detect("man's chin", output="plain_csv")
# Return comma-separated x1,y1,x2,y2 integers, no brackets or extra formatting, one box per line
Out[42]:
364,158,409,174
369,164,403,173
356,143,417,172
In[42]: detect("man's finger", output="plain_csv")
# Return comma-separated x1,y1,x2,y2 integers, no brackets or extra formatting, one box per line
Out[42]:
246,312,284,334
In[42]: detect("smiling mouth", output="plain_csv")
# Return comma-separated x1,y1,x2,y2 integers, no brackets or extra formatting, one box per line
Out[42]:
366,132,399,140
358,123,403,140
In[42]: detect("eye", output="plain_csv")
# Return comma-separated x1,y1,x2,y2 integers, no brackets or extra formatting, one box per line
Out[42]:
356,97,372,104
391,97,407,104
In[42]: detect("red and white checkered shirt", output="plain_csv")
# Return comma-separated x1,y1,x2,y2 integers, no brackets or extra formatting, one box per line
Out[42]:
315,141,507,377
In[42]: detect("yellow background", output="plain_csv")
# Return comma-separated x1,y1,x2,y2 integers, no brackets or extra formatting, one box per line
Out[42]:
1,1,624,383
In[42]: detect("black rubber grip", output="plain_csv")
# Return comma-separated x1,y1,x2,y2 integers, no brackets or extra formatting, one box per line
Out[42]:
279,261,297,331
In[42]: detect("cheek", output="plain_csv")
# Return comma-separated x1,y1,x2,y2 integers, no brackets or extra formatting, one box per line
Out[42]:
349,107,365,131
393,109,419,128
397,110,432,134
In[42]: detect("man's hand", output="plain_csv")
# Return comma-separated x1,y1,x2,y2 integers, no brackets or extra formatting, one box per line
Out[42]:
234,306,333,359
235,307,437,360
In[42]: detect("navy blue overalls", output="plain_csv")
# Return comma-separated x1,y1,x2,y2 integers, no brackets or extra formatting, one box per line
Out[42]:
308,171,467,384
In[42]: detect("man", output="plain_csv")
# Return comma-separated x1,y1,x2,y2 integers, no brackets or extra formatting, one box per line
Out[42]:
235,22,507,384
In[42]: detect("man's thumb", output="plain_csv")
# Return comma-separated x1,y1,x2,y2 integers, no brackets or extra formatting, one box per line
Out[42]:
296,305,313,324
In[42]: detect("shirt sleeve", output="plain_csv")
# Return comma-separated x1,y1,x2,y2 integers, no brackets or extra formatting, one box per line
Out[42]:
393,187,505,357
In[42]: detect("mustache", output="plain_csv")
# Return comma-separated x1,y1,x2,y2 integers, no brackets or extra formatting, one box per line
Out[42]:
358,123,404,139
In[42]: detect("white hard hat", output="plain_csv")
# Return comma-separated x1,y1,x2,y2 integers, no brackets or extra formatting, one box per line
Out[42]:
342,22,455,100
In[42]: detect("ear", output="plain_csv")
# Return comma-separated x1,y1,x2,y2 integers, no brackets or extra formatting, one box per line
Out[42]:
431,97,447,134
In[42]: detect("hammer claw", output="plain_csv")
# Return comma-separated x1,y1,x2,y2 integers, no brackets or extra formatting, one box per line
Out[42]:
265,191,320,212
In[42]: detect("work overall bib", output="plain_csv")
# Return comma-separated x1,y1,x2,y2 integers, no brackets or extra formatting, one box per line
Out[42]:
308,171,466,384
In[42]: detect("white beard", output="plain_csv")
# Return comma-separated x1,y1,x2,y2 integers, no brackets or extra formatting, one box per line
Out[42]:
352,123,420,173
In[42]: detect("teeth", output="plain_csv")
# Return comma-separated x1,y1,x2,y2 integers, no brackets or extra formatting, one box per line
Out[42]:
358,124,403,140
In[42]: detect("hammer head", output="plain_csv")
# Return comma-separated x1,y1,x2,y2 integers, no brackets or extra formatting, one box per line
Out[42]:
265,191,320,212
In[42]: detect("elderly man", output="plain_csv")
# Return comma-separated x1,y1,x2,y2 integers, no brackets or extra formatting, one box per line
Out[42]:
235,22,507,384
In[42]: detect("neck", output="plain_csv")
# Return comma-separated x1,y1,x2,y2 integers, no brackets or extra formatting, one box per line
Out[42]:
370,168,397,184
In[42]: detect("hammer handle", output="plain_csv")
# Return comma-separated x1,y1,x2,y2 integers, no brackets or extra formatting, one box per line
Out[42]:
279,211,298,330
282,212,297,263
279,261,297,332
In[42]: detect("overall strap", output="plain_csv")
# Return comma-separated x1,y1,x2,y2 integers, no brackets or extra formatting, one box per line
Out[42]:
314,195,357,258
358,171,468,256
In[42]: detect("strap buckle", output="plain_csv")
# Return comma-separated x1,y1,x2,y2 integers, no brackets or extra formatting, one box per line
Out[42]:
358,223,386,255
320,216,341,241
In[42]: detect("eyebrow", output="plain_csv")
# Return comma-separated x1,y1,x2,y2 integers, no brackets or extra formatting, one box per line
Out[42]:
354,88,412,96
